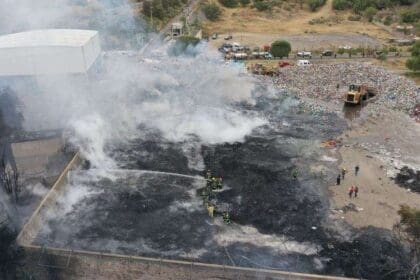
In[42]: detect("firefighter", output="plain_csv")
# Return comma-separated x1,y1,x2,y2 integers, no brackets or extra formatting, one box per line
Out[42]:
205,170,211,179
210,177,217,190
341,167,347,180
355,165,360,176
223,212,231,225
206,174,213,188
292,169,298,180
207,203,215,218
216,177,223,189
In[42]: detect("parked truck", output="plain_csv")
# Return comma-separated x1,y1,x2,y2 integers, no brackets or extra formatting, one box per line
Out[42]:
344,84,378,105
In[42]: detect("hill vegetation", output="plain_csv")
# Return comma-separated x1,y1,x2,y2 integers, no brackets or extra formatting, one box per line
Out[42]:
333,0,420,23
141,0,187,26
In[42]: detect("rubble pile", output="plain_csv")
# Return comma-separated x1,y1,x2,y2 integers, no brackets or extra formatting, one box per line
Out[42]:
273,63,420,116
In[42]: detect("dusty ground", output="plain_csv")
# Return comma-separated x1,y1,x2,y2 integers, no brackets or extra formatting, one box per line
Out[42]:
329,110,420,230
204,0,391,48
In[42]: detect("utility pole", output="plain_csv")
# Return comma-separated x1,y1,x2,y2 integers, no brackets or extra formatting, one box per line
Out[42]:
150,0,153,28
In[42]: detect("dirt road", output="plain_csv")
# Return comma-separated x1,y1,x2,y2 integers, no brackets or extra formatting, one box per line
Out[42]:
210,32,382,50
329,110,420,230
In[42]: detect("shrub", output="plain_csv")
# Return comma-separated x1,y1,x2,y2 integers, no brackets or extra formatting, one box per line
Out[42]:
352,0,375,14
202,3,222,21
400,9,420,23
377,52,387,61
364,7,377,22
332,0,350,10
383,15,393,25
407,41,420,71
253,0,271,11
239,0,250,5
389,46,398,52
219,0,238,8
398,0,417,5
348,15,362,21
307,0,326,11
394,205,420,259
142,0,185,21
271,40,291,58
411,41,420,56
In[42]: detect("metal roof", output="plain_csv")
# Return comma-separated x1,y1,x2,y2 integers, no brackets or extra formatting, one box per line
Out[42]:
0,29,98,48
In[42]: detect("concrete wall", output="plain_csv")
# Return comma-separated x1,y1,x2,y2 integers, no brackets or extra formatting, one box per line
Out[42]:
17,152,80,245
12,137,63,176
22,246,356,280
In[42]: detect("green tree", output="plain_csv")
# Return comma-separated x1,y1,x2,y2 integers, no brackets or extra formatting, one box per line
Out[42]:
400,9,420,23
307,0,326,11
406,56,420,71
219,0,238,8
239,0,250,5
364,6,377,22
271,40,291,58
332,0,350,10
203,3,222,21
352,0,375,13
411,41,420,56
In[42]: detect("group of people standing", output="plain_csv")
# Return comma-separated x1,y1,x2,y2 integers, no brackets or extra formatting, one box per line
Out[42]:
336,165,360,199
348,185,359,198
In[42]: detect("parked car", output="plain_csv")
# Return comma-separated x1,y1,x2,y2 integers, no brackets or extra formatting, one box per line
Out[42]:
322,50,334,56
297,51,312,58
297,59,311,66
233,53,248,60
339,45,352,50
224,34,233,40
264,52,273,59
279,61,292,68
231,43,244,52
218,43,232,53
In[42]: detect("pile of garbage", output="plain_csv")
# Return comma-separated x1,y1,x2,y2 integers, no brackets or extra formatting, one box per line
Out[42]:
272,63,420,116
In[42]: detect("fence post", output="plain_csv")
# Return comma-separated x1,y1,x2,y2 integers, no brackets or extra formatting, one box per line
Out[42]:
190,261,193,280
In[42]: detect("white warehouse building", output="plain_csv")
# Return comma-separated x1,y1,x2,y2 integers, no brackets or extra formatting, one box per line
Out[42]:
0,29,101,76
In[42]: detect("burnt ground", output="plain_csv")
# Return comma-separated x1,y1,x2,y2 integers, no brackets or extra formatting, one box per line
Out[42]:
34,95,411,279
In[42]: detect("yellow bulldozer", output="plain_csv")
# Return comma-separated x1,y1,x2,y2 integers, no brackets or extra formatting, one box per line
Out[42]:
344,84,378,105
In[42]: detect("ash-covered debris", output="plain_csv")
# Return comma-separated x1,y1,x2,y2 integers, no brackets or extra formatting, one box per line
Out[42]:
395,166,420,193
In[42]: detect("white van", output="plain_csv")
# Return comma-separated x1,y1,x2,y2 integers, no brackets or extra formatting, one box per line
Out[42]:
297,60,311,66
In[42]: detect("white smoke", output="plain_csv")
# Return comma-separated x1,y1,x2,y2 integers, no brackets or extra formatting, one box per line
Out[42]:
69,114,116,169
1,0,269,168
